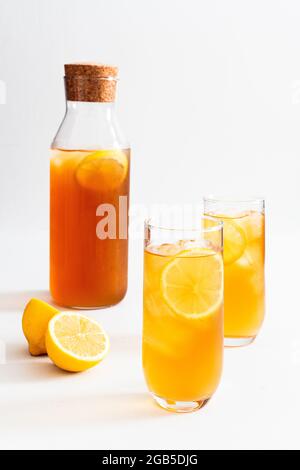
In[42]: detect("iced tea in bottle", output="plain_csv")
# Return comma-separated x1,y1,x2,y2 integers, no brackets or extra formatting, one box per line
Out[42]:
50,63,130,308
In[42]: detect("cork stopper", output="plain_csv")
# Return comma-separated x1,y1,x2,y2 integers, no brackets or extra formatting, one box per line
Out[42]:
64,63,118,102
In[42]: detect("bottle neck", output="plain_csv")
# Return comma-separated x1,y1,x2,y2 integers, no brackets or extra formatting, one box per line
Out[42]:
64,100,119,138
66,100,116,116
52,100,128,150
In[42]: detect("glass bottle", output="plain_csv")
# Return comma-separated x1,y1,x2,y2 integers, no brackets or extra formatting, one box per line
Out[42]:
50,63,130,308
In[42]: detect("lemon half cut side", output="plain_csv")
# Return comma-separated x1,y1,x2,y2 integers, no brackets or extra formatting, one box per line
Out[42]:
46,312,109,372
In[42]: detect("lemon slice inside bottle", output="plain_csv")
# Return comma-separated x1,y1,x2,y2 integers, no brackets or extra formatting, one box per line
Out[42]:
161,248,223,319
76,149,128,191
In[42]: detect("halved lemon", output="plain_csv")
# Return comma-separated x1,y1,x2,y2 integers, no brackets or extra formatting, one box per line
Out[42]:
161,248,223,319
46,312,109,372
22,298,59,356
223,219,246,265
76,149,128,191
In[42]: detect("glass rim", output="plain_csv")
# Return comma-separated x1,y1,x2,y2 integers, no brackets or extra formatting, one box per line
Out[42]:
144,215,223,233
203,194,265,204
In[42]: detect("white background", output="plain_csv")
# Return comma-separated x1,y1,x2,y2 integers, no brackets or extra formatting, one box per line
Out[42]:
0,0,300,450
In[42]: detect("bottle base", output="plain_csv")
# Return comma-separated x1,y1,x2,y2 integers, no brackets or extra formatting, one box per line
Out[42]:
50,290,127,311
152,393,210,413
224,336,256,348
70,304,116,310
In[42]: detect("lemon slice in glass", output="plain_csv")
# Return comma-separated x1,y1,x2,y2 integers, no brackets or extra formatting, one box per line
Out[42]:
222,219,246,265
161,248,223,319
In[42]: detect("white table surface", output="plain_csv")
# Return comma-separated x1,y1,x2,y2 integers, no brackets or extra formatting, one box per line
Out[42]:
0,229,299,450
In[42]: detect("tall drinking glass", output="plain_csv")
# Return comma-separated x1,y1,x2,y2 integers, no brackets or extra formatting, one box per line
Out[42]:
143,216,224,412
204,197,265,347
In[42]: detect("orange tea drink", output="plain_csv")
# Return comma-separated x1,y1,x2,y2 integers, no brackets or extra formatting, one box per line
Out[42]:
204,197,265,347
50,63,130,309
143,217,223,412
50,148,130,308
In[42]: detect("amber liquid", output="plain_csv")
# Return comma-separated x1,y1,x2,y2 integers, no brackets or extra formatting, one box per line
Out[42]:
50,148,130,308
143,245,223,402
206,211,265,339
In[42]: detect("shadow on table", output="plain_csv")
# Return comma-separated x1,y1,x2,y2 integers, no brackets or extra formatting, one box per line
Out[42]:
0,335,141,384
0,290,57,312
0,392,167,424
0,340,72,383
0,335,170,423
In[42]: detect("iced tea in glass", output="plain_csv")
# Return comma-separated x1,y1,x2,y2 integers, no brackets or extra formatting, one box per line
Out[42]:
204,197,265,347
143,216,224,412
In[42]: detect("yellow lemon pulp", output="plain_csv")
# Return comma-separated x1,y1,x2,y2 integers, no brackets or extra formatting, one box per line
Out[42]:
222,218,246,265
22,298,59,356
75,149,128,191
161,248,223,319
46,312,109,372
